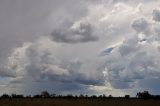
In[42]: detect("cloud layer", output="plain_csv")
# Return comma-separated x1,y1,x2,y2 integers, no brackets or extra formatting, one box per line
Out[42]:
1,0,160,96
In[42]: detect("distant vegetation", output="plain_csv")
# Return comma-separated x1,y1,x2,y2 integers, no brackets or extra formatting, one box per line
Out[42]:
0,91,160,100
0,91,160,106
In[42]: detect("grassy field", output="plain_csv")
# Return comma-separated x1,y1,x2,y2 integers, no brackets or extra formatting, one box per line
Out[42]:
0,98,160,106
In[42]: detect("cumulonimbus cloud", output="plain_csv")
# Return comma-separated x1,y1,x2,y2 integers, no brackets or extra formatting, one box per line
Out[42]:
102,8,160,89
6,37,104,87
1,0,160,96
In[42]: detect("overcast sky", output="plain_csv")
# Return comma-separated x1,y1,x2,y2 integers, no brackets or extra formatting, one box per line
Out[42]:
0,0,160,96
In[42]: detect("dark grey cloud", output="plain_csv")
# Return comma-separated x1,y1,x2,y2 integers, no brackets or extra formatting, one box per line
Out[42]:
138,78,160,95
51,22,98,44
0,66,16,78
119,37,139,56
99,47,115,56
152,8,160,22
30,81,96,95
131,18,149,33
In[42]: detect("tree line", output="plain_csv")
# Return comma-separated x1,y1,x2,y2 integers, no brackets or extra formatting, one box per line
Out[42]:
1,91,160,99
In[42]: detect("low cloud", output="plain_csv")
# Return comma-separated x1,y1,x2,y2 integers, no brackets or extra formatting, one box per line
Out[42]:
5,36,104,94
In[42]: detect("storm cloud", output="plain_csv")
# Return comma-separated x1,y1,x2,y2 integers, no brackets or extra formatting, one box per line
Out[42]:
1,0,160,96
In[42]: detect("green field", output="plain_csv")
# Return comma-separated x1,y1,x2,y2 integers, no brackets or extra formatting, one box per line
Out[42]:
0,99,160,106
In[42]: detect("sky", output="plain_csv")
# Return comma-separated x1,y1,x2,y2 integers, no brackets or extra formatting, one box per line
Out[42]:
0,0,160,96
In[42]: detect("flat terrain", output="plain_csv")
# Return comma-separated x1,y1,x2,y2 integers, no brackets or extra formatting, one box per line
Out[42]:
0,98,160,106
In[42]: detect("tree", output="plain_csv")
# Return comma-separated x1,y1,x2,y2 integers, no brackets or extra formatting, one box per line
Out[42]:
85,95,88,99
102,94,106,99
50,94,56,98
1,94,10,98
79,94,84,98
66,94,74,99
136,91,152,99
91,95,97,99
124,95,130,99
11,93,24,98
33,95,42,98
41,91,50,98
108,95,113,98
